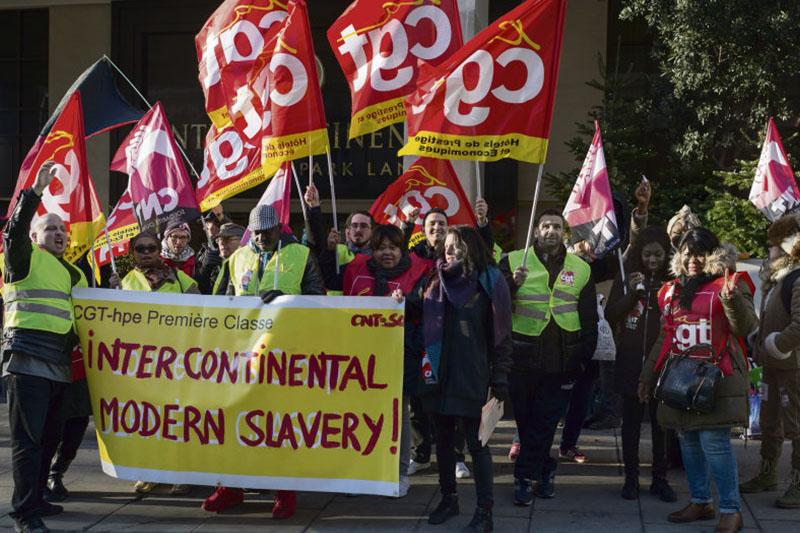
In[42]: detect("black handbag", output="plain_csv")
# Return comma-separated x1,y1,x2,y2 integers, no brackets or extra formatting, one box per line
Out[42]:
654,344,722,413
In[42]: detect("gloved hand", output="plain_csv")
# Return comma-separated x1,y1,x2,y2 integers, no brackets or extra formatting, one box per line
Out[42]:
491,384,509,402
260,289,284,304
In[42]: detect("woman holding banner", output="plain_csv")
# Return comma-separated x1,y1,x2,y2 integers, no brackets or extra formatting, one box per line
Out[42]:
109,231,198,496
321,224,433,497
419,226,512,532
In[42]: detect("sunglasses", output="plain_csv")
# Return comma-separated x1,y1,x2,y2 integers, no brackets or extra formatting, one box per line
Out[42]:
134,244,159,253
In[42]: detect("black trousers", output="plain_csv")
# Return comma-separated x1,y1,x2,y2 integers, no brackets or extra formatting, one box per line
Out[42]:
510,370,574,481
7,372,67,521
433,415,493,508
560,361,597,449
50,416,90,476
411,396,465,463
621,395,667,480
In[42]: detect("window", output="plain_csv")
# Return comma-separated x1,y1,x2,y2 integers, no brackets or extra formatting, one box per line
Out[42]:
0,9,48,207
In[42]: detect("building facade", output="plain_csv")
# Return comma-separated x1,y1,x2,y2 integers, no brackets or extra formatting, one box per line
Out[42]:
0,0,611,247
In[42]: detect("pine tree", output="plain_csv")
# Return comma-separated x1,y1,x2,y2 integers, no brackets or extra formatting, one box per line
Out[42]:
702,159,770,258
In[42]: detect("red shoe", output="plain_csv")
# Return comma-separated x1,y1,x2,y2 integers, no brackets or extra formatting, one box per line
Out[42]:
509,442,521,462
202,486,244,513
271,490,296,519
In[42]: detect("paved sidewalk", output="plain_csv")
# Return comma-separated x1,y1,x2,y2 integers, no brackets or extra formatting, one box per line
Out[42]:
1,412,799,532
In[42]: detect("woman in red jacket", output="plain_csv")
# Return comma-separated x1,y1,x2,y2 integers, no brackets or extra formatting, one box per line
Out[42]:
323,224,433,497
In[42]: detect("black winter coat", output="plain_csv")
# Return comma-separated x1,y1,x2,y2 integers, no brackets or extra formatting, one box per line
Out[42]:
605,271,664,397
418,268,513,418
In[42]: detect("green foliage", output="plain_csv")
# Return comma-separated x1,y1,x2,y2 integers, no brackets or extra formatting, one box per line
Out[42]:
619,0,800,168
114,252,135,279
548,1,800,256
702,159,770,257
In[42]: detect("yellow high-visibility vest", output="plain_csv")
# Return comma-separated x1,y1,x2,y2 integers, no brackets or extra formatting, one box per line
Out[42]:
226,243,308,296
3,245,87,334
121,268,197,293
507,248,590,336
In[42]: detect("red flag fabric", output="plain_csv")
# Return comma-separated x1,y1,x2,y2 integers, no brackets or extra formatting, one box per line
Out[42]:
749,117,800,221
327,0,463,139
196,0,289,130
91,189,138,268
369,157,476,248
562,122,620,259
256,0,330,178
6,92,105,263
195,124,264,211
399,0,567,164
241,163,292,245
110,102,200,234
195,1,289,210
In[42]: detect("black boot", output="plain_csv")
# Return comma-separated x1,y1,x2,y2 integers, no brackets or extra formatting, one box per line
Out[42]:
462,507,493,532
428,494,459,525
621,475,639,500
650,477,677,502
43,474,69,502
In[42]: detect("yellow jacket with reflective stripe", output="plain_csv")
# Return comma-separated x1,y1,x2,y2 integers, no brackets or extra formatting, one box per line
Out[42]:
121,269,197,293
226,243,308,296
507,248,590,336
3,245,87,334
327,244,357,296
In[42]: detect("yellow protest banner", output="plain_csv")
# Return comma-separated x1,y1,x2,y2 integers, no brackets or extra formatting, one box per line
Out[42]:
72,289,404,496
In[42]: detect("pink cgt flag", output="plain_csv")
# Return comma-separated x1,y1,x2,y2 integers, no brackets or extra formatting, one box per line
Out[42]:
241,163,293,245
749,117,800,221
562,121,620,258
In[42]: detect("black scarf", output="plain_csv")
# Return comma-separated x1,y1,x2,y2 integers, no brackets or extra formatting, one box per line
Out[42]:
367,254,412,296
678,273,720,310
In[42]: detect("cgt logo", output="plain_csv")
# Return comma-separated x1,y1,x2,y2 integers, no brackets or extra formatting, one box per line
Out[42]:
351,313,404,328
413,20,545,127
335,4,458,94
674,319,712,350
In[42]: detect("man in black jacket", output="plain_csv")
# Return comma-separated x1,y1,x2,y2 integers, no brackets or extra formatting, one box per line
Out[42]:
3,161,87,533
499,210,598,505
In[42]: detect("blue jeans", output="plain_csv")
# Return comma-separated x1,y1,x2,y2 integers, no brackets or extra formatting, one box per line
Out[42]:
679,428,741,514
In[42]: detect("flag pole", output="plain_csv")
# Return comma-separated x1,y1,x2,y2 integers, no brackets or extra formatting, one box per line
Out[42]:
474,160,482,199
521,163,545,265
308,154,314,186
325,148,339,233
617,248,628,295
102,55,201,181
103,226,117,274
290,161,309,229
273,239,282,291
324,147,341,274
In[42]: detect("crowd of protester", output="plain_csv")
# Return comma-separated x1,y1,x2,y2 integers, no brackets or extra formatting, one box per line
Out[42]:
3,162,800,533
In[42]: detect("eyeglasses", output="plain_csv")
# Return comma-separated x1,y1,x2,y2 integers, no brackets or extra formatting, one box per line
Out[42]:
134,244,159,253
168,234,189,242
349,223,370,230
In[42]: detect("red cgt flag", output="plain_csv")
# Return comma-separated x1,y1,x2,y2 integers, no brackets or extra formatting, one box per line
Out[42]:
370,157,475,248
195,0,289,211
749,117,800,221
562,121,620,259
8,92,105,263
110,102,200,234
91,189,138,268
399,0,567,164
196,0,289,130
328,0,463,139
257,0,330,178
